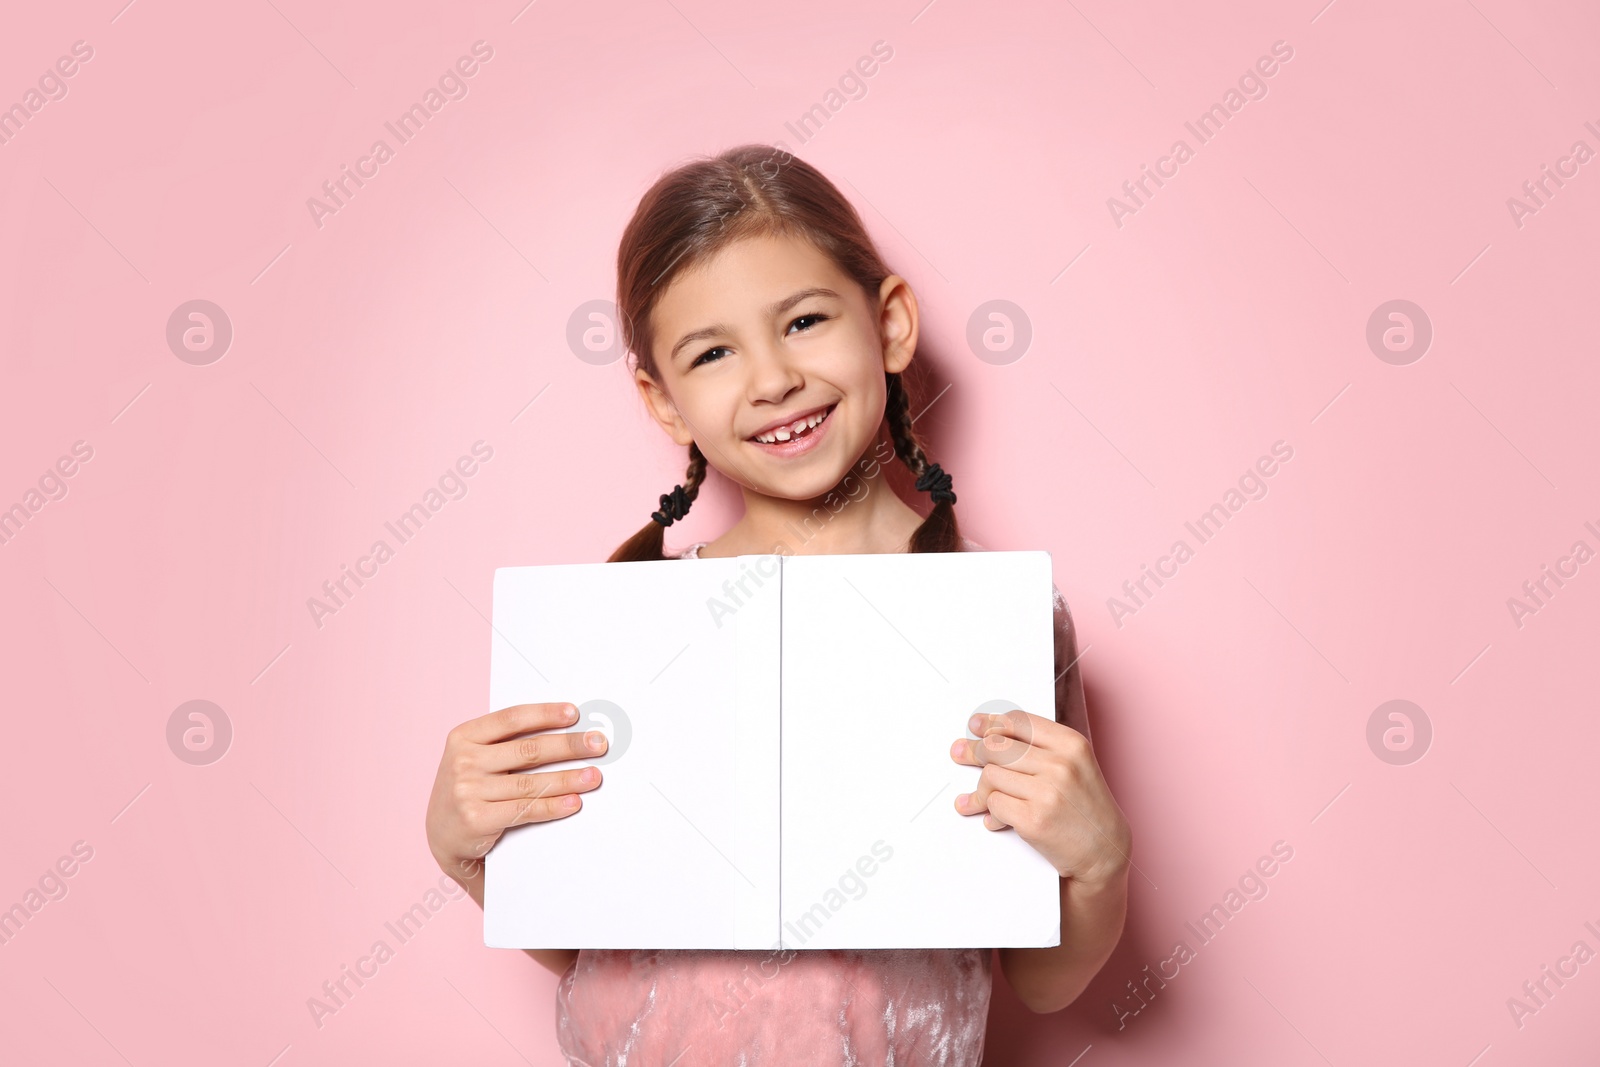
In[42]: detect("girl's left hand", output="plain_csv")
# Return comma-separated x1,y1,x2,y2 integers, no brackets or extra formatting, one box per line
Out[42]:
951,710,1132,887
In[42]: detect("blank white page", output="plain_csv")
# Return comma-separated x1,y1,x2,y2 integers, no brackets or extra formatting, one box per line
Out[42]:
484,556,782,949
777,551,1061,949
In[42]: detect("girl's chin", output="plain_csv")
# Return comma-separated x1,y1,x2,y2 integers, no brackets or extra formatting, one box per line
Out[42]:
736,460,861,504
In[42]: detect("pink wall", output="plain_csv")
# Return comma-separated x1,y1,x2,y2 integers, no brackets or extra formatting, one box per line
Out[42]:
2,1,1597,1063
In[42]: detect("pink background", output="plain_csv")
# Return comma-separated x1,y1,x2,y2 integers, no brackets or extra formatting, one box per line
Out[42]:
2,0,1597,1063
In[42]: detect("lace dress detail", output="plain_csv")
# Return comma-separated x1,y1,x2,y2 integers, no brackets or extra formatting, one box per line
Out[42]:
553,537,1088,1066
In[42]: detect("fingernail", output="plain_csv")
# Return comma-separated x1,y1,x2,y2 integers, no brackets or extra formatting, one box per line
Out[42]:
956,793,969,808
586,731,606,751
580,767,598,785
969,714,984,732
564,794,579,809
566,705,579,721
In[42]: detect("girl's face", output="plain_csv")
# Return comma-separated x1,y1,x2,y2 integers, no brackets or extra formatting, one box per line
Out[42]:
635,230,918,503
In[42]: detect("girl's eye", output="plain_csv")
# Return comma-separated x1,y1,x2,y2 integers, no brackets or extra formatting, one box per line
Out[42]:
691,346,729,368
789,312,828,334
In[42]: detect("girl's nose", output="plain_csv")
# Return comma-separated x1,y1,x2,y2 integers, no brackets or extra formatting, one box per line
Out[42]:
746,343,804,403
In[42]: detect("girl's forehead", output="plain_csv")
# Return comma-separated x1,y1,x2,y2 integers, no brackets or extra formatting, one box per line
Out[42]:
663,231,842,304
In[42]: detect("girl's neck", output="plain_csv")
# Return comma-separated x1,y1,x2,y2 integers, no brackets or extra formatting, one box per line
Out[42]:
699,442,926,558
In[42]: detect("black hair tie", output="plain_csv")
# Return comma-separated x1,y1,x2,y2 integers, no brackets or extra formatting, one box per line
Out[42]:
650,484,692,526
915,462,957,505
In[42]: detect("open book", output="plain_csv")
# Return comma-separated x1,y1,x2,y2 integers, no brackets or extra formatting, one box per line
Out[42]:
484,550,1061,950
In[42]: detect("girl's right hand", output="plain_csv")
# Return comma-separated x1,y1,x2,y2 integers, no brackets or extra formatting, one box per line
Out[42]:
426,701,607,888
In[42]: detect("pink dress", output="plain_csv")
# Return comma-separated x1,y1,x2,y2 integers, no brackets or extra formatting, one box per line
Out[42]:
555,536,1090,1067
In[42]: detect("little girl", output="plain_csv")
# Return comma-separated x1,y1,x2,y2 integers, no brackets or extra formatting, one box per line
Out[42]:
425,144,1132,1066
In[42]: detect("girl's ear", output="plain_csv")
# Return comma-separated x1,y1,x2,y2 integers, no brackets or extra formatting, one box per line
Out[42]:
877,273,919,376
634,369,696,446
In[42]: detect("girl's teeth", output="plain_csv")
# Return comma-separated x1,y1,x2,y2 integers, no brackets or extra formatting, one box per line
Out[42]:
755,407,830,444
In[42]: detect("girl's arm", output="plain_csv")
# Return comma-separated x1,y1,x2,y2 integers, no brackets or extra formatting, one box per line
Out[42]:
1000,861,1129,1013
963,595,1132,1012
425,702,603,981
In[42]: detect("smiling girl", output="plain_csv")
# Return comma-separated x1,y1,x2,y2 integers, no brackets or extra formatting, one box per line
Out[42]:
426,144,1132,1065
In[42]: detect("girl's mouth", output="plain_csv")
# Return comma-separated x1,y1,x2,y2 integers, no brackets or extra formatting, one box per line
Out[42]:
747,402,837,457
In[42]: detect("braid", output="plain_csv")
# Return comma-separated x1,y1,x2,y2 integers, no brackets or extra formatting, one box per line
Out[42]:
884,372,963,553
884,372,930,479
607,443,710,562
684,443,708,496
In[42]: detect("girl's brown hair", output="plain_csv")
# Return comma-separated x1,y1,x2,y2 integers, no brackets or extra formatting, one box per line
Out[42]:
607,143,962,562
